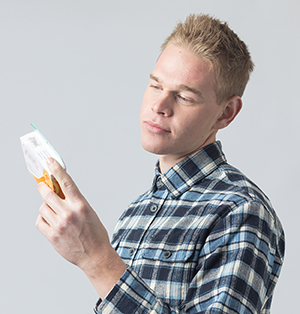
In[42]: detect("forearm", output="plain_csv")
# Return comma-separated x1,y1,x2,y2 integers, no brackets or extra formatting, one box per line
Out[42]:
84,247,127,300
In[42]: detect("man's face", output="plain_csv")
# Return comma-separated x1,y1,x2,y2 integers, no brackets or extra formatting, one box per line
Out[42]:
140,44,227,169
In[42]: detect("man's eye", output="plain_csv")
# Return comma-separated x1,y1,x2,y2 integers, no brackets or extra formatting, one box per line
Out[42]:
150,84,160,90
178,94,191,103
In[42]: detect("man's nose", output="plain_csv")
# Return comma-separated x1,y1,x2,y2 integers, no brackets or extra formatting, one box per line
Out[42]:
152,93,173,116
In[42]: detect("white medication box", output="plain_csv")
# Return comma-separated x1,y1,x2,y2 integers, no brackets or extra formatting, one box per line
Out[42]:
20,124,66,198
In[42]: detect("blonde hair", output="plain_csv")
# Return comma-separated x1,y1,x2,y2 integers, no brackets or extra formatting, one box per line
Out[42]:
161,14,254,104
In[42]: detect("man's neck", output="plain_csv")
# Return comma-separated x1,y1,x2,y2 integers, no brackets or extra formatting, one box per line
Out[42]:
158,137,218,174
158,155,182,174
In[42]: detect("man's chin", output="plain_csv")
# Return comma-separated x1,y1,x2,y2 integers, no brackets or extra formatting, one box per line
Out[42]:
141,142,167,155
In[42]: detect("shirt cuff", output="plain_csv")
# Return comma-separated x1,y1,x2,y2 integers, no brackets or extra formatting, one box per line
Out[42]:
94,267,163,313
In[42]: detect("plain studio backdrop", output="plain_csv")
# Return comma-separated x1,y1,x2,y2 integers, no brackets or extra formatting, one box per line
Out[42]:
0,1,298,313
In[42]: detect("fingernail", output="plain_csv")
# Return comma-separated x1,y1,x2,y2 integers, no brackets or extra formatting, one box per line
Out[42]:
47,157,55,165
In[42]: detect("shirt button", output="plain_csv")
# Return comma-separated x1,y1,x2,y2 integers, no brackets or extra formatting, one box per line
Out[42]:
150,205,158,213
157,178,163,187
163,251,172,259
129,248,135,256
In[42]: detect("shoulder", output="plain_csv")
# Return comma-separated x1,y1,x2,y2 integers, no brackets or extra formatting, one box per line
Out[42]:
202,162,272,208
186,161,284,233
197,162,284,250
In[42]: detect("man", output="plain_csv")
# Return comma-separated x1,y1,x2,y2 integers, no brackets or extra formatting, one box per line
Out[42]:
36,14,285,313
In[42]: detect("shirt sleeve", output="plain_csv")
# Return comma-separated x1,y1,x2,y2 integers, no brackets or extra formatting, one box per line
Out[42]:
94,201,285,314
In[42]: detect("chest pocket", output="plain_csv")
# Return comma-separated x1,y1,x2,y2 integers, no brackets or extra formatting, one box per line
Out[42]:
137,227,201,307
141,223,201,262
142,244,194,262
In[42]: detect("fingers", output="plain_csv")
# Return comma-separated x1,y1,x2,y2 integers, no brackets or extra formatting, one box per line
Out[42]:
36,211,61,247
46,158,82,201
36,213,50,235
36,202,56,240
38,181,63,214
38,196,58,223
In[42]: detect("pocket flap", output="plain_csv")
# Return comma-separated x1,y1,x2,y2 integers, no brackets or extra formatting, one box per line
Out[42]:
142,245,194,262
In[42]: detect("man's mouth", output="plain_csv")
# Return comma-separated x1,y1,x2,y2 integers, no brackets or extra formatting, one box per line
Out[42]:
143,121,171,134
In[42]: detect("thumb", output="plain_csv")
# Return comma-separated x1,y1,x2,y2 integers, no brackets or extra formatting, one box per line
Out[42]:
46,158,81,201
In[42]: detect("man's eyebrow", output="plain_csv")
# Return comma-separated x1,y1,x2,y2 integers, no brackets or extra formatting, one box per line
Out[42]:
178,84,204,99
149,73,204,99
150,74,160,82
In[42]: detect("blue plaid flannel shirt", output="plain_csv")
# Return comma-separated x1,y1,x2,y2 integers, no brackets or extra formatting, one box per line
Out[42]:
94,141,285,314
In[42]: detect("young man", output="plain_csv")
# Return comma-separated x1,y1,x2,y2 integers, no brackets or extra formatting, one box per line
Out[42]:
36,14,285,313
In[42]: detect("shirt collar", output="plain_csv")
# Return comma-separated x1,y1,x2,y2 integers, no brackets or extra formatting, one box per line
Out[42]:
152,141,227,199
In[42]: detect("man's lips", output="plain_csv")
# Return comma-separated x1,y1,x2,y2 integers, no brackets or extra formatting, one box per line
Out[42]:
143,121,171,134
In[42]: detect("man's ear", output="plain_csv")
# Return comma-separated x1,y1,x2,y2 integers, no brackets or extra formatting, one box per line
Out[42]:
214,96,242,130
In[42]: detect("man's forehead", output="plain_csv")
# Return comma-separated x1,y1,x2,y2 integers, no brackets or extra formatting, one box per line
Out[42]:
152,56,215,96
157,45,214,75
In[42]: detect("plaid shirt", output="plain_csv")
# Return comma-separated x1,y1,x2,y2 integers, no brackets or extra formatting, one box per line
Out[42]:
94,141,285,314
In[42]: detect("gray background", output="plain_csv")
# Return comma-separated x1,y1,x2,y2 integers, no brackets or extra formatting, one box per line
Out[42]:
0,1,298,313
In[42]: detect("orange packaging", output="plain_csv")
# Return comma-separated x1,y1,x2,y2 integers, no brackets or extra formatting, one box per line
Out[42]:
20,124,66,198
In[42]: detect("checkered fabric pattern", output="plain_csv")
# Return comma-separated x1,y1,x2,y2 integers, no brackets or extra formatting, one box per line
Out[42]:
94,141,285,314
